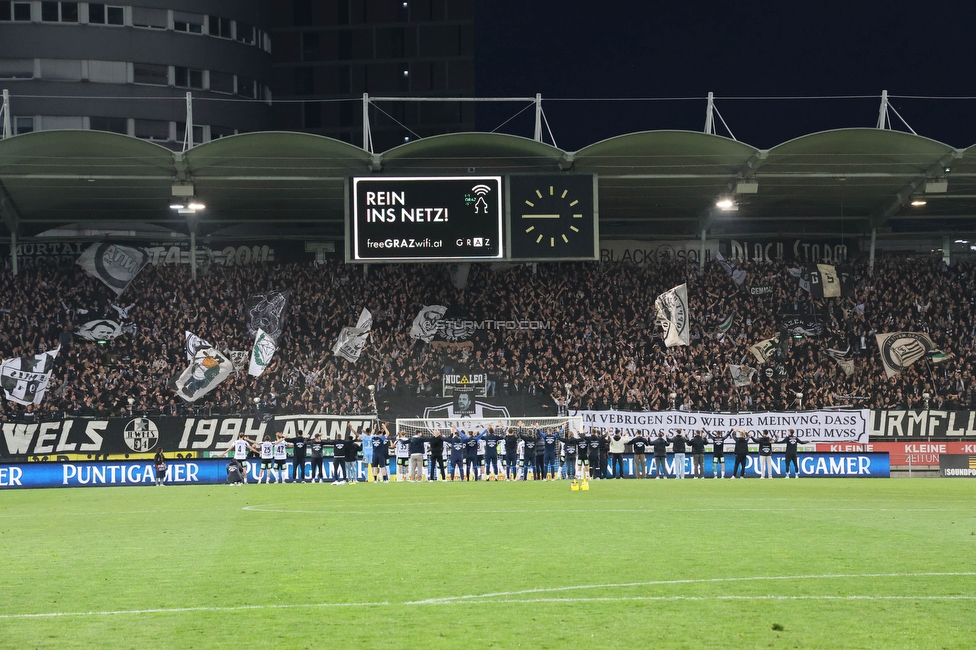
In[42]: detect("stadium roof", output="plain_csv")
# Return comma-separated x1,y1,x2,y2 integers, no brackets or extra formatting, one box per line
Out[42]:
1,128,975,242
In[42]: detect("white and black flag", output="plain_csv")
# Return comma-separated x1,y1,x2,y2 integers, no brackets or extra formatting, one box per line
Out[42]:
875,332,938,378
654,283,690,347
245,290,291,341
0,346,61,406
76,243,149,296
333,308,372,363
409,305,448,343
749,336,780,364
825,345,855,376
174,347,234,402
185,331,212,361
76,319,124,341
728,364,757,387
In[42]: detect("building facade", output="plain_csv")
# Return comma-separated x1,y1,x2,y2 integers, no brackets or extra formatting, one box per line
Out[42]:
0,0,274,148
270,0,475,151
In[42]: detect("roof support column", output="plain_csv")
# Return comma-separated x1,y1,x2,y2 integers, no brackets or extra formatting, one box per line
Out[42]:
699,228,707,272
0,184,20,276
868,227,876,276
186,213,198,281
943,235,951,266
1,89,11,139
534,94,543,142
9,228,17,277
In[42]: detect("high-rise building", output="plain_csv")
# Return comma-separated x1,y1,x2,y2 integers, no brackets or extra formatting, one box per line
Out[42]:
270,0,475,151
0,0,274,148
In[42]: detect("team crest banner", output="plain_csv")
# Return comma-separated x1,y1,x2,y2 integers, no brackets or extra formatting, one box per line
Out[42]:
750,336,779,363
174,347,233,402
875,332,939,378
0,346,61,406
248,329,277,377
655,283,690,347
184,331,211,361
76,243,149,296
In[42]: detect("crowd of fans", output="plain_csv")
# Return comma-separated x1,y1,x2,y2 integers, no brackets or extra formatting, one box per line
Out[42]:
0,250,973,422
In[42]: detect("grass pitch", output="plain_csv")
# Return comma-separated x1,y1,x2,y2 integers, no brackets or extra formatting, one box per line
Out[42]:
1,478,975,649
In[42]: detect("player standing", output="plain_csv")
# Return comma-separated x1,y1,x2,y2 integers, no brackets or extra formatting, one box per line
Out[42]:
732,430,749,478
629,431,649,479
503,427,520,480
308,433,326,483
709,430,731,478
651,431,670,479
776,429,808,478
257,435,275,484
371,424,391,482
226,432,256,483
272,432,289,483
483,425,503,480
753,430,775,479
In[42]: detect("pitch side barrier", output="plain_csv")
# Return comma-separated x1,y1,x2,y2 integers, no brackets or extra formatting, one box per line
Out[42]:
0,453,890,489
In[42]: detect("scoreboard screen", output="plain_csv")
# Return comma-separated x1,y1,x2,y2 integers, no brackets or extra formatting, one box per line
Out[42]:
350,176,503,262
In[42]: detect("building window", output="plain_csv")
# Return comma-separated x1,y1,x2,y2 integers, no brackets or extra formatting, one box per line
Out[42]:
0,59,34,79
294,67,313,95
88,4,123,25
173,11,204,34
40,59,83,81
208,15,231,38
131,6,166,29
175,122,204,145
132,62,167,86
210,125,235,140
236,21,254,45
0,3,10,20
8,1,30,21
15,116,33,134
175,67,204,90
303,102,321,129
42,2,78,22
134,118,170,141
209,70,234,94
88,60,127,83
89,116,127,134
236,76,256,99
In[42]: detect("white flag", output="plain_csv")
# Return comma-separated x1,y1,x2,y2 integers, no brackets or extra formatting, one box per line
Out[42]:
185,331,211,361
0,346,61,406
76,319,123,341
817,264,841,298
248,329,278,377
654,283,690,347
333,308,372,363
410,305,447,343
728,364,757,387
174,347,233,402
76,243,148,296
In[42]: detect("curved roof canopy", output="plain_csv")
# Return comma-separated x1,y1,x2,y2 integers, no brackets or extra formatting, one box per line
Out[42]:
0,128,973,241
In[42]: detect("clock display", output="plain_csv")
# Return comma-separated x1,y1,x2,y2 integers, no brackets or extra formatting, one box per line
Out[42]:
509,174,597,260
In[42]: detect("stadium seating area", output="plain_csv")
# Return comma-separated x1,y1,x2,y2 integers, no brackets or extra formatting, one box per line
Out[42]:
0,253,973,420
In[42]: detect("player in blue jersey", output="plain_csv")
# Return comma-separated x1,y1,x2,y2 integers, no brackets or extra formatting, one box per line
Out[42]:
460,428,484,481
482,425,503,480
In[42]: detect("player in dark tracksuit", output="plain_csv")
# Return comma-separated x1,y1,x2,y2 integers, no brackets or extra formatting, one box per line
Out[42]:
584,431,602,480
285,432,308,482
461,429,484,480
688,431,707,479
534,431,547,479
709,430,731,478
520,431,540,480
775,429,808,478
308,434,326,482
753,430,775,478
559,430,580,479
483,427,503,480
629,433,649,478
651,432,670,478
732,430,750,478
448,430,465,480
427,430,446,481
541,428,560,480
331,435,348,483
504,429,520,480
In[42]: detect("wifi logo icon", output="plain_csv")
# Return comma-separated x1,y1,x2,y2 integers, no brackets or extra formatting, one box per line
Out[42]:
471,184,492,196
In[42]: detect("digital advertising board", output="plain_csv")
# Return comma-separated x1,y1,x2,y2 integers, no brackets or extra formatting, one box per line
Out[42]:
350,176,503,262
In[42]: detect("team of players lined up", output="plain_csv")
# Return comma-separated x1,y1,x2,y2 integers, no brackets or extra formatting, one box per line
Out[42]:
223,423,809,484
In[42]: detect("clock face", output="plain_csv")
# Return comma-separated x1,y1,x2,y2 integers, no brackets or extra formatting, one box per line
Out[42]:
509,174,596,260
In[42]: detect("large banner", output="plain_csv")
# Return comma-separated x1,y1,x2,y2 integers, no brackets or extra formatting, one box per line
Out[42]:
817,441,976,467
0,415,375,459
573,409,871,444
871,410,976,438
599,239,718,265
381,393,556,420
609,453,888,478
1,241,336,265
723,238,853,264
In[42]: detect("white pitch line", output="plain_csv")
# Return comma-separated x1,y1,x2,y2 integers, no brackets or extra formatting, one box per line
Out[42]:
4,572,974,620
241,505,954,515
405,572,976,604
0,601,390,620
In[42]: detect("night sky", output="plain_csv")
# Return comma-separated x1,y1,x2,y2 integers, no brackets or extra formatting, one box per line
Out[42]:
474,0,976,151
